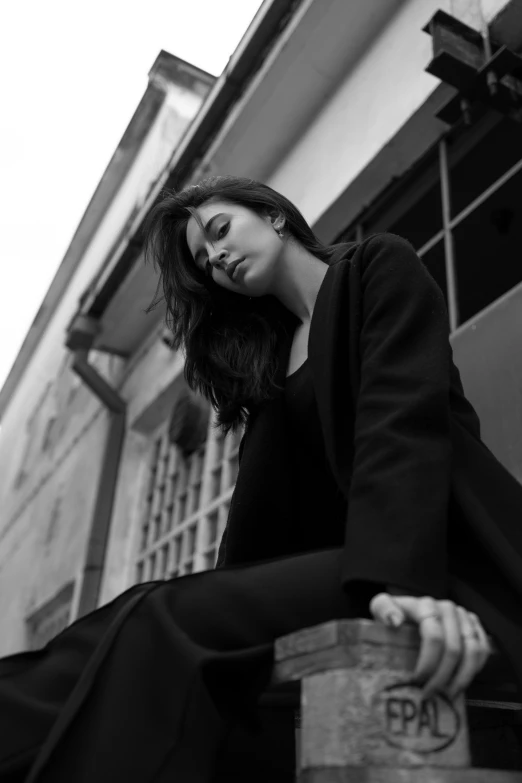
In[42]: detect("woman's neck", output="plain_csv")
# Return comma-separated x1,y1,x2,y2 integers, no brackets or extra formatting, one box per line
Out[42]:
271,243,329,327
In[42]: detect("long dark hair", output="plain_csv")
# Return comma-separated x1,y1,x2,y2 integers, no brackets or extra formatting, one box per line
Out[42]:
143,175,341,435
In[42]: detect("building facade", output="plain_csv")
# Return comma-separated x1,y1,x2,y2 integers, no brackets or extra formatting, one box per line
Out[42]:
0,0,521,655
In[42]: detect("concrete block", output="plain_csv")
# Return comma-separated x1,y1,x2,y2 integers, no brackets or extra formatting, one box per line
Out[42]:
272,619,522,781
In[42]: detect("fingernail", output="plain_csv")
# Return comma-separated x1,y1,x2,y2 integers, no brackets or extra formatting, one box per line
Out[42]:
388,613,403,627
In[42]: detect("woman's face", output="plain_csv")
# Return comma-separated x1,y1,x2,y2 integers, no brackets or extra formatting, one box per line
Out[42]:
185,200,284,296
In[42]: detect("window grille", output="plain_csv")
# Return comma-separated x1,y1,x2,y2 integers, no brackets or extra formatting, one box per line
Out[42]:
26,582,74,650
135,409,243,583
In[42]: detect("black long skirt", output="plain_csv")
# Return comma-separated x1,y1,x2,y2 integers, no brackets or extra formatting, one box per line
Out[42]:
0,546,382,783
2,543,521,782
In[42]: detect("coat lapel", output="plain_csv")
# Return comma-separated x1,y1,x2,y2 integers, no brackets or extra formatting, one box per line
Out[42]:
309,242,361,497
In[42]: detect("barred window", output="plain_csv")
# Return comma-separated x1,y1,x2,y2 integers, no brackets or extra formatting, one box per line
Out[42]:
135,409,243,583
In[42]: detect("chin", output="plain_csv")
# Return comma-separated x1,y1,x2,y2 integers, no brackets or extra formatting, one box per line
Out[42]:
241,280,269,298
241,265,274,297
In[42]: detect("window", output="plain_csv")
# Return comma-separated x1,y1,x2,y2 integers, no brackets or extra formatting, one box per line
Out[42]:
337,111,522,332
363,145,442,253
134,408,244,583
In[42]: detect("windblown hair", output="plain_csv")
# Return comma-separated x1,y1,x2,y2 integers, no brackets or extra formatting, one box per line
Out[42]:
143,175,342,435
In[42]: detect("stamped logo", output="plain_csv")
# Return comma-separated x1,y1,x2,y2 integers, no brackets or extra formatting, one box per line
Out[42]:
373,683,460,752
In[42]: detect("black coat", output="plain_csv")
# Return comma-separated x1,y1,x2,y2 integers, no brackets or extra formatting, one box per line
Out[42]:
216,232,522,683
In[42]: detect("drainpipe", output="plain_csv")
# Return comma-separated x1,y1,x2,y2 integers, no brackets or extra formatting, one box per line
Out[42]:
65,314,127,619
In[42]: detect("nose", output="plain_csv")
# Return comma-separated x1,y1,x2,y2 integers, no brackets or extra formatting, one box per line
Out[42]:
209,248,228,270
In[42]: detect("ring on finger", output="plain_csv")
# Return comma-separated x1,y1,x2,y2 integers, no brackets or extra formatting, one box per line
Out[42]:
456,608,479,641
461,628,480,641
418,611,442,624
467,612,493,656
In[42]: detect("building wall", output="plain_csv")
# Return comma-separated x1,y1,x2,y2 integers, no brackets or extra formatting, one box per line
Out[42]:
0,382,109,653
0,73,209,655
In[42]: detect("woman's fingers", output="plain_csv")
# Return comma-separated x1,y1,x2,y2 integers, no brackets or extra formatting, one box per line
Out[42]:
371,594,447,689
446,607,491,699
370,594,448,687
369,593,490,700
407,597,445,688
369,592,405,627
419,601,462,699
468,611,494,670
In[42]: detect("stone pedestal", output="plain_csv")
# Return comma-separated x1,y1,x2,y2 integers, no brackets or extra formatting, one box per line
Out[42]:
271,619,522,782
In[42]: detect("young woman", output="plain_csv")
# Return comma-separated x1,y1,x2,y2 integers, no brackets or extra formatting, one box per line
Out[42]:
1,175,522,782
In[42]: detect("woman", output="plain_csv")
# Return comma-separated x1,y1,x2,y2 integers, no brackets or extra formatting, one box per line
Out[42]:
1,175,521,782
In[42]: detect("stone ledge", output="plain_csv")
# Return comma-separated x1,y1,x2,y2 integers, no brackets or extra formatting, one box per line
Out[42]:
275,619,421,662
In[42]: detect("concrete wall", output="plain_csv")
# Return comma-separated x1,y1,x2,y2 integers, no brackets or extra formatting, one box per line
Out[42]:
0,391,108,654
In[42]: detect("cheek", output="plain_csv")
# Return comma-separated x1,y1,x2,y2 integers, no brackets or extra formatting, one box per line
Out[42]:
239,222,267,249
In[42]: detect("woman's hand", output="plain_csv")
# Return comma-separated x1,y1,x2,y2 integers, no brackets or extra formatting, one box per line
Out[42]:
369,593,493,700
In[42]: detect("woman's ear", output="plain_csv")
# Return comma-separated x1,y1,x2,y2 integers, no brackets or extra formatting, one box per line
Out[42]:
265,209,285,231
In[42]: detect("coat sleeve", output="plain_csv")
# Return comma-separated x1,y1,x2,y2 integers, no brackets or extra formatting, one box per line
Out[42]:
341,233,452,599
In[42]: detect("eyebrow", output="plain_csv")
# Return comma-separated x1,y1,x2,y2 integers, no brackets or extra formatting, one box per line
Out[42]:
193,213,225,265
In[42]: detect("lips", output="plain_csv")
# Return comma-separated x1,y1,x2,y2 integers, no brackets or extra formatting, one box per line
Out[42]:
227,258,245,280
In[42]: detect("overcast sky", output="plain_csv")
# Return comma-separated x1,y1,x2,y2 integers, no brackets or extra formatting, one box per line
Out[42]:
0,0,264,392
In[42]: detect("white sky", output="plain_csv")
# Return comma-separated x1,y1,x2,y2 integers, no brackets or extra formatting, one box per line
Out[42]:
0,0,264,392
